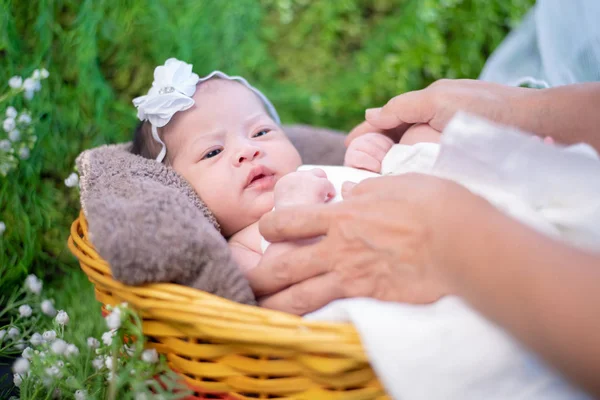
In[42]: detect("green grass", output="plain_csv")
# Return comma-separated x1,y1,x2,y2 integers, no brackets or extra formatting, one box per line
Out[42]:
0,0,535,395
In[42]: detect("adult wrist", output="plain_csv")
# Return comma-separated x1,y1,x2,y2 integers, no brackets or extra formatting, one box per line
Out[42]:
426,180,497,291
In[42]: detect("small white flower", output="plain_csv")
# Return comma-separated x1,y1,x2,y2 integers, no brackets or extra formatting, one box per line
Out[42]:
51,338,67,355
56,360,64,368
19,147,30,160
102,330,115,346
106,371,114,382
53,388,62,399
13,373,23,387
42,330,57,342
25,274,43,294
41,68,49,79
19,304,33,317
0,329,5,341
123,344,135,356
75,390,87,400
0,140,11,151
105,355,113,369
33,69,41,80
6,106,17,118
105,308,122,330
64,172,79,188
87,337,100,349
22,347,34,359
8,129,20,142
30,332,43,346
41,299,57,317
23,78,37,92
18,112,32,125
8,76,23,89
55,310,69,326
135,393,148,400
3,117,15,132
92,356,104,370
141,348,158,364
65,343,79,357
14,340,26,350
24,89,35,100
12,357,30,374
8,327,20,338
45,368,60,380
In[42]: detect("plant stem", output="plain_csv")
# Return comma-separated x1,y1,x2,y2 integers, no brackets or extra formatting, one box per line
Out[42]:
107,345,118,400
0,89,22,104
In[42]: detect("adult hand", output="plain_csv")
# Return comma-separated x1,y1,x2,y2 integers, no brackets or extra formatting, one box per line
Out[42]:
345,79,530,146
247,174,476,315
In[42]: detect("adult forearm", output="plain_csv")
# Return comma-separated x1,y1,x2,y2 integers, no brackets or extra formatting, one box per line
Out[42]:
435,193,600,395
517,83,600,150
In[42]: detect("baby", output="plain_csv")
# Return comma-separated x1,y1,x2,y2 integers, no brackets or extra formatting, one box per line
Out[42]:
131,59,451,275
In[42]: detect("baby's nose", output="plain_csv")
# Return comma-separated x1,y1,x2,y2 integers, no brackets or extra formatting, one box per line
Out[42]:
235,147,260,165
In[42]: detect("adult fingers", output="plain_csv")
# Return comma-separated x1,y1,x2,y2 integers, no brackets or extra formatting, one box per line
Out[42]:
259,203,335,242
258,272,344,315
341,181,357,200
346,121,409,146
366,90,435,130
350,174,418,197
246,241,331,297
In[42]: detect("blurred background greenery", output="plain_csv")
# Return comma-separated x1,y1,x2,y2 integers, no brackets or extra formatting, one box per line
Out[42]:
0,0,534,297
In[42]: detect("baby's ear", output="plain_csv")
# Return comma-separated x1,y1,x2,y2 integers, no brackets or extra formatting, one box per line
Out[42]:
284,124,346,166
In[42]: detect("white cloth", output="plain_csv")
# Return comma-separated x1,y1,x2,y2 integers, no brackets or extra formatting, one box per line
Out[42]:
307,297,590,400
305,112,600,399
479,0,600,87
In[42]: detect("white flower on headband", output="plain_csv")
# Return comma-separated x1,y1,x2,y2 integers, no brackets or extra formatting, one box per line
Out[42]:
132,58,200,127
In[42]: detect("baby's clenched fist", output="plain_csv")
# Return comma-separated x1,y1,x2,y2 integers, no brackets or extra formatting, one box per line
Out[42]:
274,168,335,208
344,132,394,173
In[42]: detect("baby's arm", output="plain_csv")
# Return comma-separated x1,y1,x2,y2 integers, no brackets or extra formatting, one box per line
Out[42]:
229,240,262,274
230,170,334,276
345,132,394,173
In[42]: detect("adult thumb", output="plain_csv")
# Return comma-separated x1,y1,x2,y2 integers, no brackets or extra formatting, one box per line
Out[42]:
366,90,433,130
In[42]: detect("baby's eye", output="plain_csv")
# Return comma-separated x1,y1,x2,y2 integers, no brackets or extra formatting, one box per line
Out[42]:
202,148,222,160
252,129,270,138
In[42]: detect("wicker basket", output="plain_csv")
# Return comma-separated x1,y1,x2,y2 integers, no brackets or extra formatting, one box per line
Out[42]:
68,213,389,400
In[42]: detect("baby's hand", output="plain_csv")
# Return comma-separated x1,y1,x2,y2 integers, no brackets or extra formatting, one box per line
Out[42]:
274,169,335,208
344,132,394,173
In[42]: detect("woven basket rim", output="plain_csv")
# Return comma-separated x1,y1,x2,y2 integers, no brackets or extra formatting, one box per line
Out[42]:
68,213,369,359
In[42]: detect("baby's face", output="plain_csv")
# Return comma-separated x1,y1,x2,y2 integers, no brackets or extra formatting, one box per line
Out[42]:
164,80,302,237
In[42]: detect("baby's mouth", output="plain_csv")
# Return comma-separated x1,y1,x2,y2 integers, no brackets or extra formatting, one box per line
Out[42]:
246,173,276,190
245,166,276,190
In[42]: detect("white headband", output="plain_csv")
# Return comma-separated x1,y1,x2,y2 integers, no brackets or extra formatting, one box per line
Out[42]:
132,58,281,163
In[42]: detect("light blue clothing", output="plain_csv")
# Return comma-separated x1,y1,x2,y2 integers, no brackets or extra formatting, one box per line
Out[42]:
480,0,600,87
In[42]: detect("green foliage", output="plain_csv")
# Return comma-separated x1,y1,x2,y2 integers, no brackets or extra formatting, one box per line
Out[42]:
0,1,533,293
